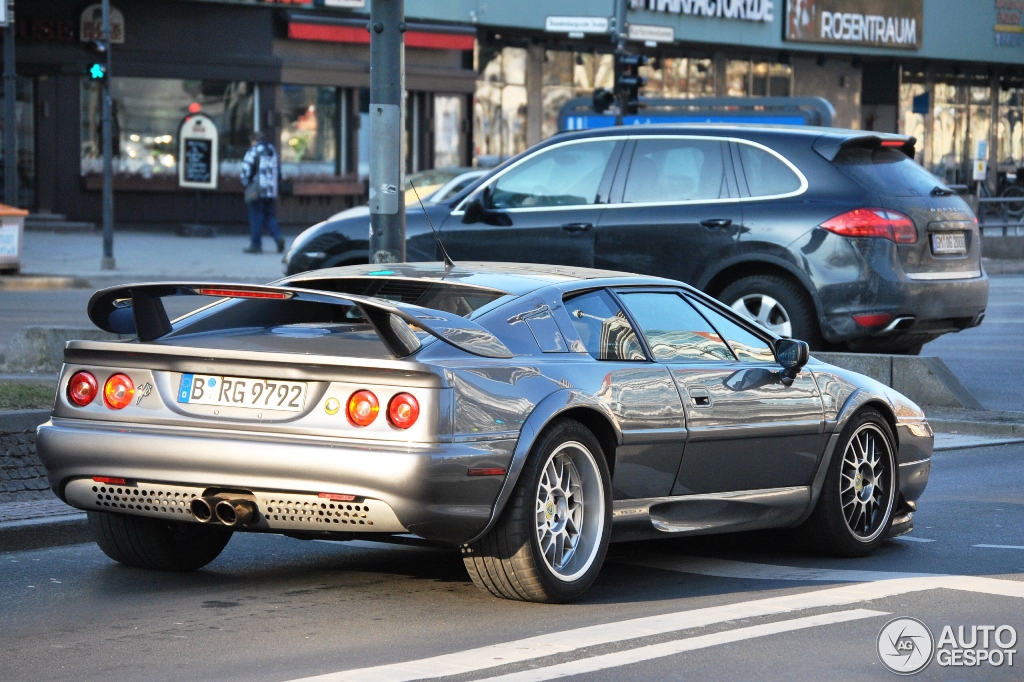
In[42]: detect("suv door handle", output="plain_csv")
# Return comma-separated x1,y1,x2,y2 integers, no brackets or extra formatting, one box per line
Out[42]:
700,218,732,229
561,222,593,233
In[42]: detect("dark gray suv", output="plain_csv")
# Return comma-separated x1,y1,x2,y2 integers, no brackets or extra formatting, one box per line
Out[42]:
285,124,988,353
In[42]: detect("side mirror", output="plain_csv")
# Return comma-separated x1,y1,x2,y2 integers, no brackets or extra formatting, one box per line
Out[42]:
462,197,486,224
775,338,809,386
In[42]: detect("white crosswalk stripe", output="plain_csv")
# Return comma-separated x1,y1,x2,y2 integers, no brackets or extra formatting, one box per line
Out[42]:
284,557,1024,682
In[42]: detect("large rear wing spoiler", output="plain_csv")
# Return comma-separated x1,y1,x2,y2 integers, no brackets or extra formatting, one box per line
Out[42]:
87,282,513,359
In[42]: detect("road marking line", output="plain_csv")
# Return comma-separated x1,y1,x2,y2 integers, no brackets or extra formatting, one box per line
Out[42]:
620,555,937,582
892,536,936,543
973,544,1024,550
473,609,888,682
285,561,1024,682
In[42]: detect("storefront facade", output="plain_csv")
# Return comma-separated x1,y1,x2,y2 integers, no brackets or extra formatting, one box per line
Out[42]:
7,0,1024,228
14,0,475,228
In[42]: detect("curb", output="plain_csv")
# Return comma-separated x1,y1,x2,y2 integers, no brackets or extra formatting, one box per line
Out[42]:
0,514,90,552
0,409,50,433
0,276,90,291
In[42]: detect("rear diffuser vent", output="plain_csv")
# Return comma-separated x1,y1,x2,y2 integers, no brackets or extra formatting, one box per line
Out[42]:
263,498,374,526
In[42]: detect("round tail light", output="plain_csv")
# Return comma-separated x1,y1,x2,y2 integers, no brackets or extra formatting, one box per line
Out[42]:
346,390,379,427
387,393,420,429
103,373,135,410
67,371,98,407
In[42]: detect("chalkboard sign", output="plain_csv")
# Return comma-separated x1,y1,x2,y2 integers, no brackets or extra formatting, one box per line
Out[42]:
183,139,212,184
178,114,219,190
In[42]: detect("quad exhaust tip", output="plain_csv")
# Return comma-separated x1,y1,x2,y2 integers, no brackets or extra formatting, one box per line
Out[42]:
190,496,258,526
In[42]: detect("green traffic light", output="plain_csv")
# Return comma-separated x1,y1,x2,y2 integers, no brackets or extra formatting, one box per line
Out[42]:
89,63,106,79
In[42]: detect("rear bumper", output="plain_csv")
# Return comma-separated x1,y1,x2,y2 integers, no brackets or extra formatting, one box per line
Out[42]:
820,272,989,344
36,418,515,544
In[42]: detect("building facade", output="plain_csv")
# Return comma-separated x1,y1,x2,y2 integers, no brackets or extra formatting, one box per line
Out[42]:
5,0,1024,228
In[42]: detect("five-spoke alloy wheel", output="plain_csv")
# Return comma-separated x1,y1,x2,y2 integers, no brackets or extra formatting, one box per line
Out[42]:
464,419,612,602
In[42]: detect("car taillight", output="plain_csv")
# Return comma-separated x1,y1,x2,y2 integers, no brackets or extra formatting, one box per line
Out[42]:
103,373,135,410
347,390,379,427
820,208,917,244
68,371,98,406
387,393,420,429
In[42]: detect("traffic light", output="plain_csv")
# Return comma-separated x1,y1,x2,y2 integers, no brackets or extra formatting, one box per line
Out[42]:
592,88,615,114
86,40,107,81
615,52,648,116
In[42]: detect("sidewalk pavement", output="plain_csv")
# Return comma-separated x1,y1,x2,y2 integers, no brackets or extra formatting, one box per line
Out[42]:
18,231,296,283
1,404,1021,553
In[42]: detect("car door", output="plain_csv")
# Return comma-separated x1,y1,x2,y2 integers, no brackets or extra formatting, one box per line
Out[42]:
439,138,624,267
595,136,741,285
561,288,687,500
615,289,826,495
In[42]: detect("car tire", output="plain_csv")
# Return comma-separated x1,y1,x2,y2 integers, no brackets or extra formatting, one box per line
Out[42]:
798,409,898,558
88,511,233,572
462,419,612,603
719,275,823,348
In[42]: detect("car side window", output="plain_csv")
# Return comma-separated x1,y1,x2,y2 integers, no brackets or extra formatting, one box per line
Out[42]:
489,140,617,209
565,290,646,361
686,296,777,363
736,142,802,197
618,292,735,363
623,138,728,204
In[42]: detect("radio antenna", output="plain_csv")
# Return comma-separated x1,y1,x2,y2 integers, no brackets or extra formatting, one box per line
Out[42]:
408,178,455,271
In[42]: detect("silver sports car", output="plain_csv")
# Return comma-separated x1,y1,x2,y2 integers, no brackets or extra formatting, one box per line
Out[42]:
36,263,932,602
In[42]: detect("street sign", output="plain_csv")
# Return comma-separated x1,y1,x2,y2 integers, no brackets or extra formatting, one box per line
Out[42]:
627,23,674,44
178,114,219,190
545,16,610,35
80,4,124,44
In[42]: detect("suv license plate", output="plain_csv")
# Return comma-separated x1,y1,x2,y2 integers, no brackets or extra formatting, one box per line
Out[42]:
177,374,306,412
931,232,966,255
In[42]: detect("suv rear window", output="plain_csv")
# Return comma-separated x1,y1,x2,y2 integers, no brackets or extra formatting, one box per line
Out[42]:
834,147,942,197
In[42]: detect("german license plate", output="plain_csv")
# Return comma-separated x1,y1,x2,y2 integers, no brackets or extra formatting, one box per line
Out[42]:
177,374,306,412
931,232,966,255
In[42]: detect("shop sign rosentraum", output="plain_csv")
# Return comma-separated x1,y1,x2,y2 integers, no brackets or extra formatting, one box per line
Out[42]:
628,0,776,23
785,0,922,49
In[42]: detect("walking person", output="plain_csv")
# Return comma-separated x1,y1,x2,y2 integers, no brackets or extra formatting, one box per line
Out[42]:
240,131,285,254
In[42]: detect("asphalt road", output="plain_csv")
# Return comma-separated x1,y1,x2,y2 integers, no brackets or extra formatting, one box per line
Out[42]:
2,442,1022,682
2,276,1022,413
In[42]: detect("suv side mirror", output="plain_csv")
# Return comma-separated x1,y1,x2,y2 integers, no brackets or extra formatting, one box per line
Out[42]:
775,338,809,386
462,196,486,224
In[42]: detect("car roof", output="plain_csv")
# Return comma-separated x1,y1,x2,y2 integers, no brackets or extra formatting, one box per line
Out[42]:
285,261,679,297
550,122,909,144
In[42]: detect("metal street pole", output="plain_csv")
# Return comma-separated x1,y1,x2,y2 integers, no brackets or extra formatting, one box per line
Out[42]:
367,0,406,263
613,0,627,126
3,0,16,207
100,0,115,270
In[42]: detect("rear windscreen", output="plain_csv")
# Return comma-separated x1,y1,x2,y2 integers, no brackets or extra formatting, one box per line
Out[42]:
834,147,944,197
168,278,510,338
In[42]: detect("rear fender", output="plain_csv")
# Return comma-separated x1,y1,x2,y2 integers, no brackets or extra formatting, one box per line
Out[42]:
465,389,622,543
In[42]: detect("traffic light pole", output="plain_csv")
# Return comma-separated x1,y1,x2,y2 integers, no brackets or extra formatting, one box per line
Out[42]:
367,0,406,264
100,0,114,270
3,1,16,207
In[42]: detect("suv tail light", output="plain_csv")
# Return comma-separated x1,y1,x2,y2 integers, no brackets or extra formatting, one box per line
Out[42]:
347,390,379,427
387,393,420,429
103,374,135,410
820,208,917,244
68,371,98,406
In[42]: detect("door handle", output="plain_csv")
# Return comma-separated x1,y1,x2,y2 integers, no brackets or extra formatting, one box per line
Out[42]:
700,218,732,229
687,387,712,408
561,222,593,233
